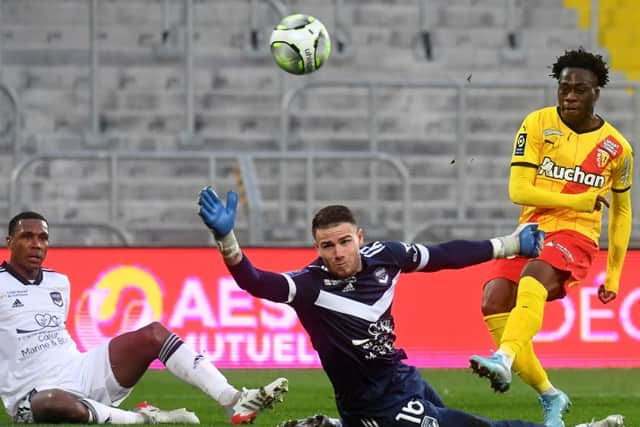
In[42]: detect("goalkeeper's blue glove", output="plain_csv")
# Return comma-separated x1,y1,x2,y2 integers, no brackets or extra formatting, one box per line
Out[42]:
198,186,238,237
198,187,241,259
490,223,545,259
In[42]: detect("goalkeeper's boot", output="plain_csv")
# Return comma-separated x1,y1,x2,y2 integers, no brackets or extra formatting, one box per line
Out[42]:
227,377,289,424
135,401,200,424
469,353,512,393
276,414,342,427
539,390,571,427
574,414,625,427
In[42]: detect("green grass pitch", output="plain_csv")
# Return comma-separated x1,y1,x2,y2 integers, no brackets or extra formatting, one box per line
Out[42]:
1,368,638,426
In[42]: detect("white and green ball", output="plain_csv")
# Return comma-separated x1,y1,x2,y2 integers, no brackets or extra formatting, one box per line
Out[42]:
270,14,331,75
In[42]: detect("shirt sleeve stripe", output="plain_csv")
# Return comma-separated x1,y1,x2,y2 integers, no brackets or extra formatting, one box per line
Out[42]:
612,186,631,193
415,244,430,271
511,161,538,168
281,273,297,303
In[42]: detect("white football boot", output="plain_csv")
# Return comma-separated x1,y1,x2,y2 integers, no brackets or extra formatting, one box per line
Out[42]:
227,377,289,424
574,414,625,427
135,401,200,424
276,414,342,427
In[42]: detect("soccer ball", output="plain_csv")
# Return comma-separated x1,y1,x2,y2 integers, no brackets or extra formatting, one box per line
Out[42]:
270,14,331,75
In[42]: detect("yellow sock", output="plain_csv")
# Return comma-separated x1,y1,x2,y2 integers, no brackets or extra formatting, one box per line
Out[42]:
484,312,509,348
484,312,553,394
500,276,548,360
516,341,553,393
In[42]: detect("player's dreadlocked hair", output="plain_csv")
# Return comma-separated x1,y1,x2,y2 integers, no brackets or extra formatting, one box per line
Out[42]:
550,48,609,87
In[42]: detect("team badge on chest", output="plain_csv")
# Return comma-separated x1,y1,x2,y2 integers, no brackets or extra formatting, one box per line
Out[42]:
50,291,63,307
374,267,388,284
596,149,610,169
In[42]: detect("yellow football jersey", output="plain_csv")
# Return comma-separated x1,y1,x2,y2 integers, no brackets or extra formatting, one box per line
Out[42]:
510,106,634,244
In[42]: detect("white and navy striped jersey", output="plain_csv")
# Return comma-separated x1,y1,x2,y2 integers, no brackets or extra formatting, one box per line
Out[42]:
0,261,80,415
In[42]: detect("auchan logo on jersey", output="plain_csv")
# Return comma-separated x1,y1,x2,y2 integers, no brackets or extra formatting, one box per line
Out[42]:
538,156,605,188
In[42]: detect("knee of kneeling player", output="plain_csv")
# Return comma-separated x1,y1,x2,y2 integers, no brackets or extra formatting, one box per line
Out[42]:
31,389,88,422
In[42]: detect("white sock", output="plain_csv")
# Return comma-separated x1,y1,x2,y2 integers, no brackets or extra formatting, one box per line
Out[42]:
541,387,559,396
80,398,144,424
495,349,514,370
165,344,239,405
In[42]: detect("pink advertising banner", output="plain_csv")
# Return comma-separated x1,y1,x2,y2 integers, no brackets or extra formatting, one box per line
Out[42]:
2,248,638,368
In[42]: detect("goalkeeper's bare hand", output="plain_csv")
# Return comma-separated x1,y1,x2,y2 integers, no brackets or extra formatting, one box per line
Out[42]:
597,284,617,304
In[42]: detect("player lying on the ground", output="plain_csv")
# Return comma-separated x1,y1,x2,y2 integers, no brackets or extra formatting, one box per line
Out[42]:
1,211,288,424
198,187,625,427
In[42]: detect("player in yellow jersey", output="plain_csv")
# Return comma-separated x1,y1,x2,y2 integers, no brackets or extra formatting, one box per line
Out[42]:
469,48,633,427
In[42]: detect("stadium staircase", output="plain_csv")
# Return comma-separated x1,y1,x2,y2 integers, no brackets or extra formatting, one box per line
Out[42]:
0,0,638,246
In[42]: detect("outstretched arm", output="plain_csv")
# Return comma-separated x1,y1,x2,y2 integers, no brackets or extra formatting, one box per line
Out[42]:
227,256,291,302
197,187,291,301
421,223,545,272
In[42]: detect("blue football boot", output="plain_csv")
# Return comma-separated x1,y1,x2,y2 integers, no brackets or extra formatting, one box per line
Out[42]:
469,353,512,393
539,390,571,427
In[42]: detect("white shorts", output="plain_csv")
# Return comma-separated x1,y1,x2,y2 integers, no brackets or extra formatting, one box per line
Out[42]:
12,341,132,423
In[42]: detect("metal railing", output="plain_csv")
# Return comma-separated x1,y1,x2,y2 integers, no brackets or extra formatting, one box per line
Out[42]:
279,80,640,225
0,82,19,157
49,221,131,246
83,0,291,147
9,151,411,246
408,219,518,244
3,0,637,246
8,77,638,245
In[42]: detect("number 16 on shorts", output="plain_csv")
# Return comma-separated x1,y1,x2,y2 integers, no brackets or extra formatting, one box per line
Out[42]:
394,400,439,426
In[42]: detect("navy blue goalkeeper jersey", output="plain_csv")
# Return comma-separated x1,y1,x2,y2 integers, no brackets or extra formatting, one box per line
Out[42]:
228,238,494,418
285,241,423,411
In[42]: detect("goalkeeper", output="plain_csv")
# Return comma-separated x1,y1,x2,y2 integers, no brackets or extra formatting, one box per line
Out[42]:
198,187,624,427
